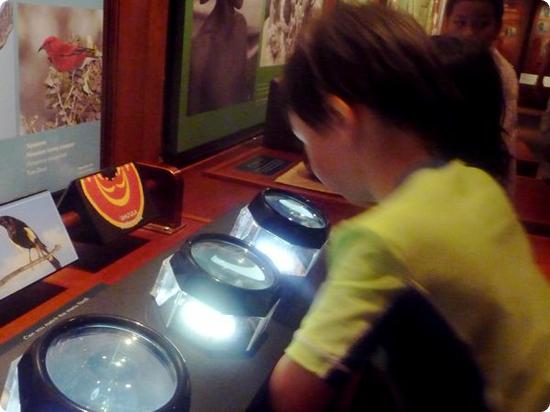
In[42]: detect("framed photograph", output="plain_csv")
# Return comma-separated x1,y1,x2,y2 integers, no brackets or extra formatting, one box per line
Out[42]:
0,191,77,301
164,0,325,165
0,0,104,206
259,0,324,67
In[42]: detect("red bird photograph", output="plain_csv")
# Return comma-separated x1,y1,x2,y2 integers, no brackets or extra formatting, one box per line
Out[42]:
38,35,96,72
18,4,103,134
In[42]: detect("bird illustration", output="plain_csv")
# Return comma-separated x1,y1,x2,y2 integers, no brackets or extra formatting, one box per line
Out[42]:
0,216,61,270
38,36,95,72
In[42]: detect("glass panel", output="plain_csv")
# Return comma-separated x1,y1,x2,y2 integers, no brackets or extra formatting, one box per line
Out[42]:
191,239,274,290
265,193,326,229
46,324,178,412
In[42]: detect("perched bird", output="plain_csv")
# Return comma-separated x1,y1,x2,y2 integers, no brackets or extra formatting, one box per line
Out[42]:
38,36,95,72
0,216,61,270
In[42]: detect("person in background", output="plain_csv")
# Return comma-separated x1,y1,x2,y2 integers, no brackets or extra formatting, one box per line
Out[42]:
532,40,550,183
267,4,550,412
442,0,518,154
534,96,550,182
432,35,510,187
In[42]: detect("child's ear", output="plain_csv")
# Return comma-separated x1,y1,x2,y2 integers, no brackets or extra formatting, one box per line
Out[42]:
326,95,356,129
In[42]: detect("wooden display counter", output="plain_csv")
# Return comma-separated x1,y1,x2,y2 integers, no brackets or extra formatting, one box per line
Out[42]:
0,137,549,412
2,137,550,347
0,209,324,412
0,138,359,412
0,138,363,345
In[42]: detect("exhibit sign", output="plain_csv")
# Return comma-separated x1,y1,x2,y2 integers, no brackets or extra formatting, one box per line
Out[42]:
0,191,78,301
79,162,145,230
0,0,103,205
166,0,324,156
58,162,159,244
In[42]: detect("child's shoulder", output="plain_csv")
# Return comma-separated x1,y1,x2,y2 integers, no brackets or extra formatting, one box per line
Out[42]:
390,160,504,208
335,161,516,254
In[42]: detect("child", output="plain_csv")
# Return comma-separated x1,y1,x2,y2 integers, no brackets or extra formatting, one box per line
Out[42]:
442,0,518,152
268,4,550,412
533,96,550,182
432,35,510,185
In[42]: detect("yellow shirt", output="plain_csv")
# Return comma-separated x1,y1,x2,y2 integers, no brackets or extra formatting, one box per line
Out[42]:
286,161,550,412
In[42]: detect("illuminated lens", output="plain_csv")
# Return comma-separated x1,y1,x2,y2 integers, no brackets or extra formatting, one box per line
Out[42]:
45,325,177,411
180,299,236,340
280,198,315,219
210,254,265,281
191,240,273,290
255,238,302,275
265,193,326,228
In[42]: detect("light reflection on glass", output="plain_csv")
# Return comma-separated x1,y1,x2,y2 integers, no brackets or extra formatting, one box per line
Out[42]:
179,298,236,341
255,238,301,275
265,193,326,228
45,325,178,411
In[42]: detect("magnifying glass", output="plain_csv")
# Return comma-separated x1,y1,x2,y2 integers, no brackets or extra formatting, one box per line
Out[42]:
18,315,190,412
157,233,280,351
231,188,329,276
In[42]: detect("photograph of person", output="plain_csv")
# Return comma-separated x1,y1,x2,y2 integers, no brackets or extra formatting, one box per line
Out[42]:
187,0,262,116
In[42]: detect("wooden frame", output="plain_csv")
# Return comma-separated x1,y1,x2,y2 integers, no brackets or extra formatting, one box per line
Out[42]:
101,0,338,169
101,0,170,167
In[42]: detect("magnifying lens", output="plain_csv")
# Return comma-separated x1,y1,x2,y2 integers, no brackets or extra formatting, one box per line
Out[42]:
153,233,280,351
18,314,190,412
231,188,329,276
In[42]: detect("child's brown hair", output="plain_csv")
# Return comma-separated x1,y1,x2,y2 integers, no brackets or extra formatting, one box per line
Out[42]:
283,3,508,181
